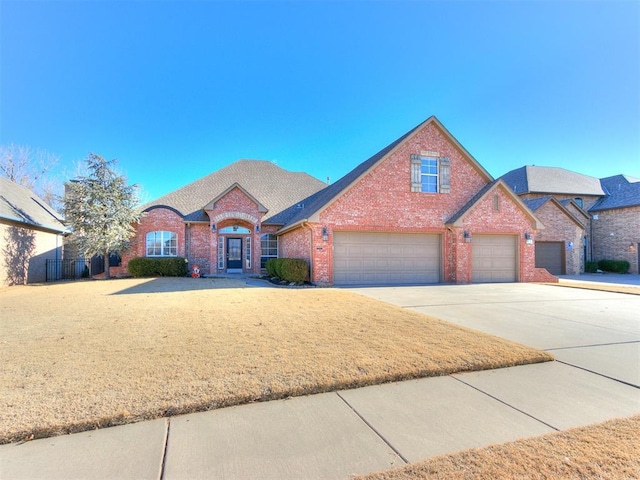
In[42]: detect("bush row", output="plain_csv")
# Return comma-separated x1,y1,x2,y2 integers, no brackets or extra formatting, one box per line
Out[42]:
265,258,309,283
597,259,630,274
584,261,599,273
128,257,188,277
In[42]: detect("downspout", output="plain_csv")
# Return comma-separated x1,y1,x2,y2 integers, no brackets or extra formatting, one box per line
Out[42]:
302,222,314,283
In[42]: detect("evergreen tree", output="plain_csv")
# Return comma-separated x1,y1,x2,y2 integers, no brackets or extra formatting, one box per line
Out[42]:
64,153,141,279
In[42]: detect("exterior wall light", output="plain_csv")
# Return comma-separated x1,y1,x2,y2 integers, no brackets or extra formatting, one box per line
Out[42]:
255,225,260,233
322,227,329,242
463,231,471,243
232,224,238,232
525,232,533,245
211,224,216,232
630,243,636,252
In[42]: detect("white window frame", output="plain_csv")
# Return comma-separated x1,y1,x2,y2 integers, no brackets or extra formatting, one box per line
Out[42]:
217,236,225,270
245,237,251,270
411,154,450,193
260,233,278,268
146,231,177,257
420,156,438,193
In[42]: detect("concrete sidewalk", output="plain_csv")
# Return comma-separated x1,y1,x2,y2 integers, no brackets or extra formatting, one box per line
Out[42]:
1,283,639,479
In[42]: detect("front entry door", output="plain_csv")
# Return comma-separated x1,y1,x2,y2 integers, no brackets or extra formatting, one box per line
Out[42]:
227,238,243,271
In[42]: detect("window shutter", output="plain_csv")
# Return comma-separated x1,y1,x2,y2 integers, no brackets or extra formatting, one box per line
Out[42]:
439,157,450,193
410,154,421,192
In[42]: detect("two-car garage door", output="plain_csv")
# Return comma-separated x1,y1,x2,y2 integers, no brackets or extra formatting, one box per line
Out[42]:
333,232,441,285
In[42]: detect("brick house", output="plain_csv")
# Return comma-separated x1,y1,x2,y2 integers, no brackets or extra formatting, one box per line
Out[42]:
501,167,640,274
522,197,586,275
590,175,640,274
0,176,69,284
122,116,553,285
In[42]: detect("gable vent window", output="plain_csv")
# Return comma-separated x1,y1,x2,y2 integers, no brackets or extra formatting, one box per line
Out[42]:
411,154,450,193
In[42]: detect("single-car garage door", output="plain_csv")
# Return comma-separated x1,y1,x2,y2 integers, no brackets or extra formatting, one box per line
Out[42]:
333,232,441,285
535,241,565,275
472,235,517,283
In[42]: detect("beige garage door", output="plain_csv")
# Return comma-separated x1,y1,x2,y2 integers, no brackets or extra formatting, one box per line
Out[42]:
535,241,565,275
472,235,517,283
333,232,441,285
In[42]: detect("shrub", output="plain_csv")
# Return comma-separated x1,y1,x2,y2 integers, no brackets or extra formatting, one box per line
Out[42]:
265,257,309,283
584,261,599,273
265,258,278,277
128,257,188,277
280,258,309,283
597,259,630,274
272,258,285,278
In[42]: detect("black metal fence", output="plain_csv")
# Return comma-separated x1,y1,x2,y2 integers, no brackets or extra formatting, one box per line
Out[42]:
45,257,105,282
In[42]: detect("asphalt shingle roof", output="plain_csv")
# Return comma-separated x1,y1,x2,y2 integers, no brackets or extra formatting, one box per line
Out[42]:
0,176,68,233
523,196,552,212
590,175,640,211
501,166,605,196
143,160,327,223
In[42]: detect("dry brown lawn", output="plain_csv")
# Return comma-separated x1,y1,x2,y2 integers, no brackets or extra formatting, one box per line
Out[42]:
551,281,640,296
0,277,552,444
358,414,640,480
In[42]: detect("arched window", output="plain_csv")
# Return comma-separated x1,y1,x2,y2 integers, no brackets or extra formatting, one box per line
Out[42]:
146,231,177,257
218,226,251,234
260,234,278,268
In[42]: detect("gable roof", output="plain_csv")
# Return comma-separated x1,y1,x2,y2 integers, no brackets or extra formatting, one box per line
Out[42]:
446,179,543,229
278,116,494,232
500,166,605,196
203,183,268,213
0,176,68,234
523,196,585,228
590,174,640,211
558,198,591,222
143,160,327,223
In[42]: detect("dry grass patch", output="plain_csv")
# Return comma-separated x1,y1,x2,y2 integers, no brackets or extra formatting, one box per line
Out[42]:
550,281,640,296
357,415,640,480
0,278,551,444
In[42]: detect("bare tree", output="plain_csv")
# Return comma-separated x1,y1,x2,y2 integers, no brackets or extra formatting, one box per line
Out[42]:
0,144,62,210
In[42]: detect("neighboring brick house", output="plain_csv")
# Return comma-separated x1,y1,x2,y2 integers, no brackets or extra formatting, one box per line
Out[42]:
0,176,69,284
523,197,585,275
590,175,640,274
501,166,640,274
122,116,552,285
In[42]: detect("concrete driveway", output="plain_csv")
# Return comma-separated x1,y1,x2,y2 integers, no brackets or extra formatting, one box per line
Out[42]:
349,283,640,387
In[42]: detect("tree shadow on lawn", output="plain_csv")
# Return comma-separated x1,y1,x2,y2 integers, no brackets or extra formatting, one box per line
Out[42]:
110,276,265,294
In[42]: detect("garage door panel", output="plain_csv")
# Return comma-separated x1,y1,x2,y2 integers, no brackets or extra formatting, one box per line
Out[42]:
535,242,564,275
333,232,441,285
472,235,517,283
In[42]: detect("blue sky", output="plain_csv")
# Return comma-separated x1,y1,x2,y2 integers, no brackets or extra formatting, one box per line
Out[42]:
2,0,639,202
